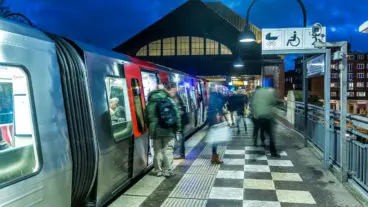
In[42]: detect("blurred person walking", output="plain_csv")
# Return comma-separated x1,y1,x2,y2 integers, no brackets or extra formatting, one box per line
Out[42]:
251,87,279,157
207,87,228,164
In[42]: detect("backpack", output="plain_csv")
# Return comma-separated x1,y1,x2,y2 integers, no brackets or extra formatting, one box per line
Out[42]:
157,98,178,128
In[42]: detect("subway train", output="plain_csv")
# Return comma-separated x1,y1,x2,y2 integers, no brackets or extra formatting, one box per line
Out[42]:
0,18,209,206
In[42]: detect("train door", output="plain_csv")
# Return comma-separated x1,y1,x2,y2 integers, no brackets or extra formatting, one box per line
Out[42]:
200,81,208,122
196,80,204,124
140,69,160,165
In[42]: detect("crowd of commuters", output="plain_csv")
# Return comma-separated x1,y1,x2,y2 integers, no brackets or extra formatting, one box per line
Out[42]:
144,82,280,178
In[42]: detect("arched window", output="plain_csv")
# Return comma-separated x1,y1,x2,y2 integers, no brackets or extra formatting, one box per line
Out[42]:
177,36,190,56
220,44,232,55
191,37,204,55
149,40,161,56
136,45,147,56
135,37,232,57
163,37,175,56
206,39,219,55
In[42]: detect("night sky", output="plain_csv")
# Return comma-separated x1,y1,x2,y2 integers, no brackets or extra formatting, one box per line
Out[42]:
5,0,368,70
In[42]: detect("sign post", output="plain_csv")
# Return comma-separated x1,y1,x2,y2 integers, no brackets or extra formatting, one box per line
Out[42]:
262,24,332,169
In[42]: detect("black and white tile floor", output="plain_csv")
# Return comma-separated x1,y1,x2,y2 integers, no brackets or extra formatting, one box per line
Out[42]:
110,118,363,207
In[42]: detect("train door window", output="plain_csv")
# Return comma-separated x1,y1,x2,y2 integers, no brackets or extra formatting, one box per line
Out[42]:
178,82,190,112
141,71,159,103
105,77,133,142
131,79,145,133
0,65,40,186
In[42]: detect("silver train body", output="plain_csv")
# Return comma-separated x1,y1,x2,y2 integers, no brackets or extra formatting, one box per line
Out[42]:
0,19,207,206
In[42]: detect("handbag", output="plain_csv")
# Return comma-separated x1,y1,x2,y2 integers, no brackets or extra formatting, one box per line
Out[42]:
206,122,232,144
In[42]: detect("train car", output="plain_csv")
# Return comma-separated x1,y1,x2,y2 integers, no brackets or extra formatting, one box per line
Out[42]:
0,18,207,207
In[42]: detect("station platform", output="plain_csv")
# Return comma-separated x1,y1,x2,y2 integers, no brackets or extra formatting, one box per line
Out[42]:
109,119,363,207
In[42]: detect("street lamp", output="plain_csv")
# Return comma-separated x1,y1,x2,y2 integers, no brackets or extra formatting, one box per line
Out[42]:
239,0,307,44
359,21,368,33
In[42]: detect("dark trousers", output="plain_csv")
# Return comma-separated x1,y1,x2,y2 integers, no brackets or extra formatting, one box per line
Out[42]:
252,117,265,145
174,133,185,156
257,118,277,155
212,144,217,155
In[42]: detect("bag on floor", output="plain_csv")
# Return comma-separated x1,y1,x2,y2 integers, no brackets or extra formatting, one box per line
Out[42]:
206,122,232,144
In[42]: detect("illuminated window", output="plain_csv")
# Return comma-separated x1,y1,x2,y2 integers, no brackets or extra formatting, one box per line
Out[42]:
206,39,219,55
220,44,232,55
191,37,204,55
163,37,175,56
331,92,337,97
357,92,366,97
330,82,339,88
177,36,189,56
136,45,147,56
357,82,365,87
348,82,354,90
149,40,161,56
358,55,364,60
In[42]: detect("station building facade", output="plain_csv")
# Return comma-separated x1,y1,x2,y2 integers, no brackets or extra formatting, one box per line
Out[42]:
114,0,281,79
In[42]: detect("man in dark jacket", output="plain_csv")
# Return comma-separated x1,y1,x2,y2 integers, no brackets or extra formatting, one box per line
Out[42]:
146,85,182,177
232,90,248,134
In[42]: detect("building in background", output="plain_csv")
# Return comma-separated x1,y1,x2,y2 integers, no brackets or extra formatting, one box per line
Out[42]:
287,52,368,115
331,52,368,115
113,0,284,86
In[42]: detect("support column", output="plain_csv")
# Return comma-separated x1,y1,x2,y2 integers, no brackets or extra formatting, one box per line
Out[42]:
324,49,331,169
303,56,308,147
340,43,348,182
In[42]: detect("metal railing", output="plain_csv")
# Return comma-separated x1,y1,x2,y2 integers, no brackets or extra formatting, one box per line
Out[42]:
276,99,368,192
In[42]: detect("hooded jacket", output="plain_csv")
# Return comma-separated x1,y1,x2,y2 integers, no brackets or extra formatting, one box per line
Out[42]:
251,88,276,119
145,89,181,139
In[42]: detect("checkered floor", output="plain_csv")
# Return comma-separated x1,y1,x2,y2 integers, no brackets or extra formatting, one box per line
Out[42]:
163,119,317,207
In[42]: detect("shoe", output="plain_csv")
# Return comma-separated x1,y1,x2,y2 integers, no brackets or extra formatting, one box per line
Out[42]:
211,154,224,164
271,153,281,158
174,154,185,160
163,171,175,177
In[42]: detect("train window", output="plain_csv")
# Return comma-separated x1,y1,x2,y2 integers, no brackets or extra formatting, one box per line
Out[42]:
131,79,145,133
141,71,159,103
0,65,40,186
105,77,132,142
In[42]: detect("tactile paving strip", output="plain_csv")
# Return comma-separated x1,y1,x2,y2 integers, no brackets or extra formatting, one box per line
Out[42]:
169,174,216,199
186,164,221,175
161,198,207,207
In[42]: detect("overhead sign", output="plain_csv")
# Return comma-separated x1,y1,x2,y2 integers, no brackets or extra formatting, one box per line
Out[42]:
262,26,326,51
307,54,325,77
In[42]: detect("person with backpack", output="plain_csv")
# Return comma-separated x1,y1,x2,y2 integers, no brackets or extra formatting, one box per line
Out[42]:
145,84,181,177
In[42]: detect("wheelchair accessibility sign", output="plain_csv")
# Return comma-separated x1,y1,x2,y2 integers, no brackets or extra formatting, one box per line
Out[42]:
262,26,326,52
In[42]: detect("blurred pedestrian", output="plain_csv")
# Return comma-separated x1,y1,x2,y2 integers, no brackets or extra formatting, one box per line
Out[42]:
166,82,188,160
250,86,266,146
207,87,226,164
145,84,182,177
251,87,280,157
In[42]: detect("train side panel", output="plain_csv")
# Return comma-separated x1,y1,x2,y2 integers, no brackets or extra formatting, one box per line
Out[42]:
0,20,72,207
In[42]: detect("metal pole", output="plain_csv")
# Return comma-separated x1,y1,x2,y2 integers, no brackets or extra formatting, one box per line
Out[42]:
340,42,348,181
324,49,331,168
303,57,309,147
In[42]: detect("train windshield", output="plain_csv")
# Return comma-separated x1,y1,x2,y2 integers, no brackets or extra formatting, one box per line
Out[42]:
0,65,40,186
